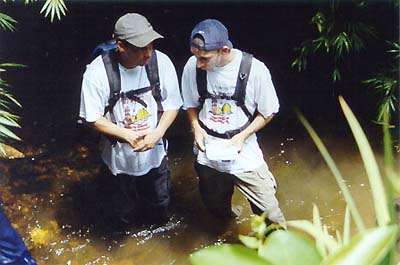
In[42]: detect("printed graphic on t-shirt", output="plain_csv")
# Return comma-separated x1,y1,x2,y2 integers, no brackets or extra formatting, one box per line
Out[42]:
209,98,232,124
121,96,151,131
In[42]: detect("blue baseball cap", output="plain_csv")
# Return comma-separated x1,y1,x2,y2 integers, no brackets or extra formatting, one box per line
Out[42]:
190,19,233,51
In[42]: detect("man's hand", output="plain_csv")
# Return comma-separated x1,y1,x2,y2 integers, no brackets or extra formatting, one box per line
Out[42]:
123,129,145,149
133,128,163,152
192,124,208,152
187,108,208,152
229,133,246,153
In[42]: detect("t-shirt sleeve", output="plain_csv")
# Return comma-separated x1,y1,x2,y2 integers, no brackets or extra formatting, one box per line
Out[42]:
79,62,109,123
158,52,183,111
251,60,280,118
181,56,200,110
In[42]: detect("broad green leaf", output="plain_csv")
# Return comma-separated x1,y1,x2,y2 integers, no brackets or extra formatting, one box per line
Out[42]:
339,96,390,226
190,244,272,265
322,225,399,265
259,230,322,265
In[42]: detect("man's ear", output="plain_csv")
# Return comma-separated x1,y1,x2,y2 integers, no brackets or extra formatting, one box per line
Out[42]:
117,40,125,52
220,46,231,55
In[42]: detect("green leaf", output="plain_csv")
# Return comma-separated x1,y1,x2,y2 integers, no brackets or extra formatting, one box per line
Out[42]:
40,0,67,22
286,220,339,253
322,225,399,265
339,96,390,226
0,116,20,127
0,142,5,156
0,125,21,141
239,235,260,249
332,68,341,82
311,12,326,33
251,213,268,239
343,206,351,245
0,13,17,32
312,204,327,258
259,230,322,265
0,63,27,68
190,244,272,265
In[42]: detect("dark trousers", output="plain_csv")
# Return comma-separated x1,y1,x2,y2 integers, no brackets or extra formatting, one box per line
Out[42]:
0,203,36,265
112,157,171,223
194,161,263,218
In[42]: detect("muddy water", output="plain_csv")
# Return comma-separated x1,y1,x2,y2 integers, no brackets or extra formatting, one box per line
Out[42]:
1,117,393,265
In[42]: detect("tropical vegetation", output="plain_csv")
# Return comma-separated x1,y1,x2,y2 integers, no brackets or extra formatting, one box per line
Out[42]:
0,0,67,155
291,0,399,124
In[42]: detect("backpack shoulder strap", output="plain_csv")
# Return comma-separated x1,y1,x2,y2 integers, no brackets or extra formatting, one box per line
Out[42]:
102,49,121,115
145,50,163,112
233,51,253,118
196,67,209,106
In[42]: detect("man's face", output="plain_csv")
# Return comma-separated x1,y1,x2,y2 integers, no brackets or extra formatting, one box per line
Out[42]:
190,37,222,70
118,41,153,68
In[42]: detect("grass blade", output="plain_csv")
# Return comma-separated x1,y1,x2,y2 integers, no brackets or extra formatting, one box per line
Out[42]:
338,96,390,226
343,206,351,245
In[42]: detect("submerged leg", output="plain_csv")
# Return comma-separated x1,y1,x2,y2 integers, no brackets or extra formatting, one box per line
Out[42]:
135,156,171,224
194,162,235,218
234,163,285,225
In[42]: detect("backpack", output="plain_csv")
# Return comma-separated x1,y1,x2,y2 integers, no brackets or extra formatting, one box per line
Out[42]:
91,39,163,117
195,51,255,139
87,40,164,145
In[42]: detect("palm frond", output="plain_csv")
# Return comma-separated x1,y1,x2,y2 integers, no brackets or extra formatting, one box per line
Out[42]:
0,13,17,32
40,0,67,22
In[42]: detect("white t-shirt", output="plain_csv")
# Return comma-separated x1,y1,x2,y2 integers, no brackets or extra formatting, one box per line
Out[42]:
79,50,182,176
181,49,279,174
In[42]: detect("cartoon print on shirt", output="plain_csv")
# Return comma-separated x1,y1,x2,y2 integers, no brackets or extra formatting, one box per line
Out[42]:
122,96,151,131
209,97,232,124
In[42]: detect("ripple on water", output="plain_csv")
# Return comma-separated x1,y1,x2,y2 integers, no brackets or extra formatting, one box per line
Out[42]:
131,215,183,245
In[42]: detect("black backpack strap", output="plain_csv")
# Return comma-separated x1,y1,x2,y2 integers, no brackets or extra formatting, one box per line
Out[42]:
145,49,163,113
196,68,211,107
196,51,255,139
233,52,253,119
197,112,256,139
102,49,121,115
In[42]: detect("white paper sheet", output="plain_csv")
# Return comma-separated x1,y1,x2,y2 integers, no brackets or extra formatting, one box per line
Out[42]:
205,139,239,161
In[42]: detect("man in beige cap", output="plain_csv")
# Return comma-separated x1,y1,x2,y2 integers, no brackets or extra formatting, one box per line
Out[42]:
79,13,182,225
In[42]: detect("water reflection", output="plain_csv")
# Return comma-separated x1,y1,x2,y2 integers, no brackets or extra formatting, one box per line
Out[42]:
0,127,390,264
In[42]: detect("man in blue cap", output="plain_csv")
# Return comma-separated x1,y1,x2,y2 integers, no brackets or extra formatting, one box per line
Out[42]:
181,19,285,225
